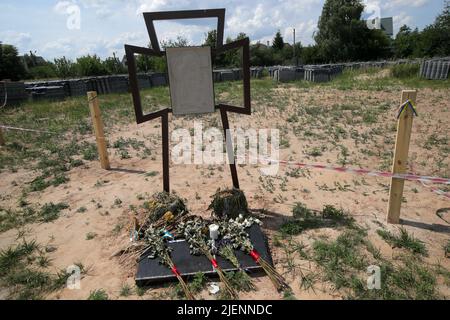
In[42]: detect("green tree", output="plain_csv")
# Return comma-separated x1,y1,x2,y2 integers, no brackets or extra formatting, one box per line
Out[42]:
250,42,275,66
416,1,450,57
314,0,390,62
301,45,321,64
292,42,303,65
54,56,76,78
160,36,189,49
272,30,284,50
393,25,420,58
204,30,217,47
75,54,108,76
0,43,26,81
103,53,126,74
135,43,167,73
27,63,57,79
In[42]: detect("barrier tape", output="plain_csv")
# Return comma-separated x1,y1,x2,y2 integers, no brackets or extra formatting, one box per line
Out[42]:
236,155,450,199
88,94,98,103
397,99,418,119
0,125,54,134
255,157,450,185
419,181,450,200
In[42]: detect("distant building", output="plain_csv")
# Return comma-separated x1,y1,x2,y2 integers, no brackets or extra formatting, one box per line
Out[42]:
365,17,394,37
19,53,47,72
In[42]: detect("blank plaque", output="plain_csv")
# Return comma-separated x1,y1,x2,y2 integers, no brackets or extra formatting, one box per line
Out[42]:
166,46,215,115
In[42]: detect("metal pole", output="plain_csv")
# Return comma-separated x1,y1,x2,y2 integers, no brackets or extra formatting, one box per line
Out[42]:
293,28,297,66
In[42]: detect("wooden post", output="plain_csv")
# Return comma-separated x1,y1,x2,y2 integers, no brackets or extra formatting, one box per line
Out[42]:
87,91,110,170
387,90,417,224
0,127,5,146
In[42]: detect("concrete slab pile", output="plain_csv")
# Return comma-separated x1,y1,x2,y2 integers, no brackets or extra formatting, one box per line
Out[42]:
250,67,264,78
420,58,450,80
304,65,342,83
67,79,88,96
0,81,28,105
106,75,129,93
136,74,152,90
149,73,167,87
27,86,66,101
219,70,235,82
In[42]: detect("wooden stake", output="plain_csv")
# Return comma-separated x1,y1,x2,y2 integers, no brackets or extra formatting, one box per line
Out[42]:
0,127,5,146
387,90,417,224
87,91,110,170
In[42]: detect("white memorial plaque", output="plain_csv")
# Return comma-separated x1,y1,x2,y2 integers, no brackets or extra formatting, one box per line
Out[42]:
166,46,215,115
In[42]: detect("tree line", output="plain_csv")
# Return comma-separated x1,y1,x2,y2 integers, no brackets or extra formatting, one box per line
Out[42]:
0,0,448,81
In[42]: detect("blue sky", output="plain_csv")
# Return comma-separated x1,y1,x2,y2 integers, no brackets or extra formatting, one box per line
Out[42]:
0,0,446,60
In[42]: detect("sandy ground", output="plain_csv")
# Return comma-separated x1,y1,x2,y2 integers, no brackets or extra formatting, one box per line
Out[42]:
0,80,449,300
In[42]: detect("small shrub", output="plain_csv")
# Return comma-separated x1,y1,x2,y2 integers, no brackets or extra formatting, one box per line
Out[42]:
85,232,97,240
39,202,69,222
377,228,427,256
88,289,109,300
120,284,133,297
292,203,313,219
391,64,419,78
445,240,450,258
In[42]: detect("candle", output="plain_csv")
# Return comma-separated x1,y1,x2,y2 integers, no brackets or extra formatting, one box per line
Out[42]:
209,224,219,240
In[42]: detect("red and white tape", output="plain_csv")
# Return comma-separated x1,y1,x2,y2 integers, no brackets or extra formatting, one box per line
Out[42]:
0,125,54,134
242,156,450,199
419,182,450,200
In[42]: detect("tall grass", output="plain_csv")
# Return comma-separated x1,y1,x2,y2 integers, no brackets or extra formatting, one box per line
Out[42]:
390,64,420,78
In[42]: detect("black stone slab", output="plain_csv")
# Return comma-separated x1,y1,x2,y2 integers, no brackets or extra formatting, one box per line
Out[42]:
135,224,271,286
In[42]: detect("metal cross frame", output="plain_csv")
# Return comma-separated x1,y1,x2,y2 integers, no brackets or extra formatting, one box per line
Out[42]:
125,8,251,192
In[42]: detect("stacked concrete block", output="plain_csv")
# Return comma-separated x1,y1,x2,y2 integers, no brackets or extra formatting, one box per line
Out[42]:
0,81,28,105
27,86,66,101
328,65,343,80
25,80,70,97
67,79,87,96
294,67,305,80
231,68,243,81
267,66,281,78
302,65,343,83
94,76,111,94
137,73,152,89
220,70,235,82
108,75,129,93
250,67,264,78
149,73,167,87
213,71,222,82
270,66,303,82
420,58,450,80
274,68,296,82
84,78,98,92
304,66,326,82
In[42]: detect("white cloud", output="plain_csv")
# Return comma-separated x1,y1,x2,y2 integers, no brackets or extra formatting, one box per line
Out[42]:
382,0,430,10
41,38,73,56
3,0,441,60
0,30,33,53
53,1,74,14
393,12,414,32
54,0,112,19
135,0,191,14
282,19,317,46
105,31,147,55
